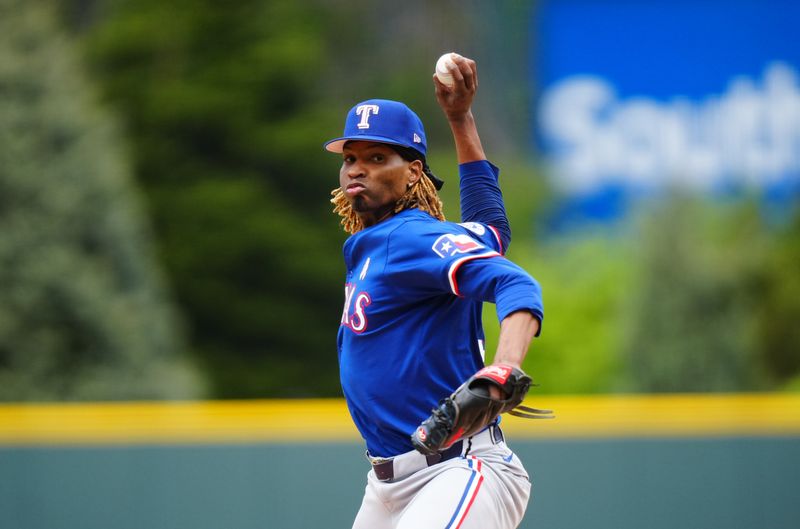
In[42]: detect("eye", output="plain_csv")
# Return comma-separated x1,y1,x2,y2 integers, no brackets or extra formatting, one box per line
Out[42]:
343,154,356,164
371,153,385,163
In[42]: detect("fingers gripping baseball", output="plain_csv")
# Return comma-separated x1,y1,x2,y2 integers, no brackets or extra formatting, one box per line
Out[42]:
433,53,478,119
411,365,553,456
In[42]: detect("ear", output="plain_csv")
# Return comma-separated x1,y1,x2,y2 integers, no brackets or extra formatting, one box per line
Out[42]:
407,159,423,186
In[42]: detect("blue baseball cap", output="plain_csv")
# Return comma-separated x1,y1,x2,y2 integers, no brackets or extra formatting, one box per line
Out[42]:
324,99,428,157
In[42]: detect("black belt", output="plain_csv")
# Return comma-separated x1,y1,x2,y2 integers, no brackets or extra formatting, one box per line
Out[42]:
372,440,464,481
371,424,505,482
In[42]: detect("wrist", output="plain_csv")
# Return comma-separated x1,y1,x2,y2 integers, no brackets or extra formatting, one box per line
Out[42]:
447,110,475,128
492,359,521,369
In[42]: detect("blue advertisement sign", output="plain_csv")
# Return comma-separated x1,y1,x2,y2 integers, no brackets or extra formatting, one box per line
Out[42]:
533,0,800,225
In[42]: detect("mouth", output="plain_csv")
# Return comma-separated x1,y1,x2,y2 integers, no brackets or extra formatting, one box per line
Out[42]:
345,183,366,197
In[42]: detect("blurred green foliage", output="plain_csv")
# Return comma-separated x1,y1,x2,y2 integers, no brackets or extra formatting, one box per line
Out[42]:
486,194,800,394
621,195,800,392
757,210,800,388
73,0,350,397
622,195,767,392
0,0,200,400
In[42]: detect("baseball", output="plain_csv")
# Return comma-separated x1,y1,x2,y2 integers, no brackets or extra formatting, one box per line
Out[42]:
435,52,459,88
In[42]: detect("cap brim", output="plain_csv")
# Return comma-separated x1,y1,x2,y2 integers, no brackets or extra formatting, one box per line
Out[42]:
324,135,412,153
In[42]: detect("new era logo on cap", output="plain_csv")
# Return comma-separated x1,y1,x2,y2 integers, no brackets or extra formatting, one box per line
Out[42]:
323,99,428,157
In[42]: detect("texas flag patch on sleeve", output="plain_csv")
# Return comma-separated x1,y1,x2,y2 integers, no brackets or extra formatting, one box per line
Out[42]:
432,233,485,258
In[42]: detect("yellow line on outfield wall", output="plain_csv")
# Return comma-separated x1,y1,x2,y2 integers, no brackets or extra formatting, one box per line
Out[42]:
501,393,800,440
0,394,798,446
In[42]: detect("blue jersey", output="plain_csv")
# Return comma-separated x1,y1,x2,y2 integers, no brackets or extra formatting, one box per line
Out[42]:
337,208,543,457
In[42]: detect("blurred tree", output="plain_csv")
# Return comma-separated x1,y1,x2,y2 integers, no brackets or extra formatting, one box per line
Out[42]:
621,194,768,392
75,0,348,397
482,236,630,394
0,0,200,400
757,208,800,388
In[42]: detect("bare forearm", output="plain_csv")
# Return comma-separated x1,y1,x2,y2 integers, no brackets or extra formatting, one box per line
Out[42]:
448,111,486,164
434,54,487,164
493,310,540,368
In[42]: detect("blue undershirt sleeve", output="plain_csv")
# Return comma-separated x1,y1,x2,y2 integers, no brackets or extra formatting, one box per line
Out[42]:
459,160,511,250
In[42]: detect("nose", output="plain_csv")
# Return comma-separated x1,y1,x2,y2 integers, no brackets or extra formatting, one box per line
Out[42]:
345,160,366,179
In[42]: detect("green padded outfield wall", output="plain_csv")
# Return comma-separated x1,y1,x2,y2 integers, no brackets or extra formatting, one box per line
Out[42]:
2,439,800,529
1,396,798,529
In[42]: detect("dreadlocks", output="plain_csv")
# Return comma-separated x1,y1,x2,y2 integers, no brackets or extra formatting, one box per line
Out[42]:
330,145,445,234
331,172,444,234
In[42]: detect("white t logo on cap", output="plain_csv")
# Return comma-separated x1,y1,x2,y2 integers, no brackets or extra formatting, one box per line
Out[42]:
356,104,379,129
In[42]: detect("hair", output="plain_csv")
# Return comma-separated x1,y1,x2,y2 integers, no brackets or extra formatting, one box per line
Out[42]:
330,144,445,234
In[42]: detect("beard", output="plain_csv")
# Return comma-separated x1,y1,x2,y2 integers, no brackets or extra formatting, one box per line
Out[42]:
350,195,369,212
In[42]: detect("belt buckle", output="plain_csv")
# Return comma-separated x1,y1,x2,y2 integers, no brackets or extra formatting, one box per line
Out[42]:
365,450,392,466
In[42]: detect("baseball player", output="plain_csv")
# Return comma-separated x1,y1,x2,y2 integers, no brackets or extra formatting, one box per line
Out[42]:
325,55,547,529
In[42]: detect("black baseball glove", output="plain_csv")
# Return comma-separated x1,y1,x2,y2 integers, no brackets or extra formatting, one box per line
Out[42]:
411,364,553,455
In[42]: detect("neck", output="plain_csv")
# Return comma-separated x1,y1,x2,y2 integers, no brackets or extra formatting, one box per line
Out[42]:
358,204,398,228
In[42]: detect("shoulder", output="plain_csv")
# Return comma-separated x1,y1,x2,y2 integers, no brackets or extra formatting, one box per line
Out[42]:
387,210,474,243
401,214,504,256
391,210,488,238
386,210,500,262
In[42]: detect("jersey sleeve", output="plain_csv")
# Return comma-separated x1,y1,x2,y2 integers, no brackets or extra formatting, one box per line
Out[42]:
385,219,543,331
455,256,544,332
459,160,511,251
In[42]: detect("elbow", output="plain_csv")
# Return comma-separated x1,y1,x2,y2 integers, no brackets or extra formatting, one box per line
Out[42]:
500,230,511,253
494,220,512,253
495,272,544,330
523,275,544,334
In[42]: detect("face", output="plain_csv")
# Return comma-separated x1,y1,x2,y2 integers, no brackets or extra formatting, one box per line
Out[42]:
339,142,422,227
